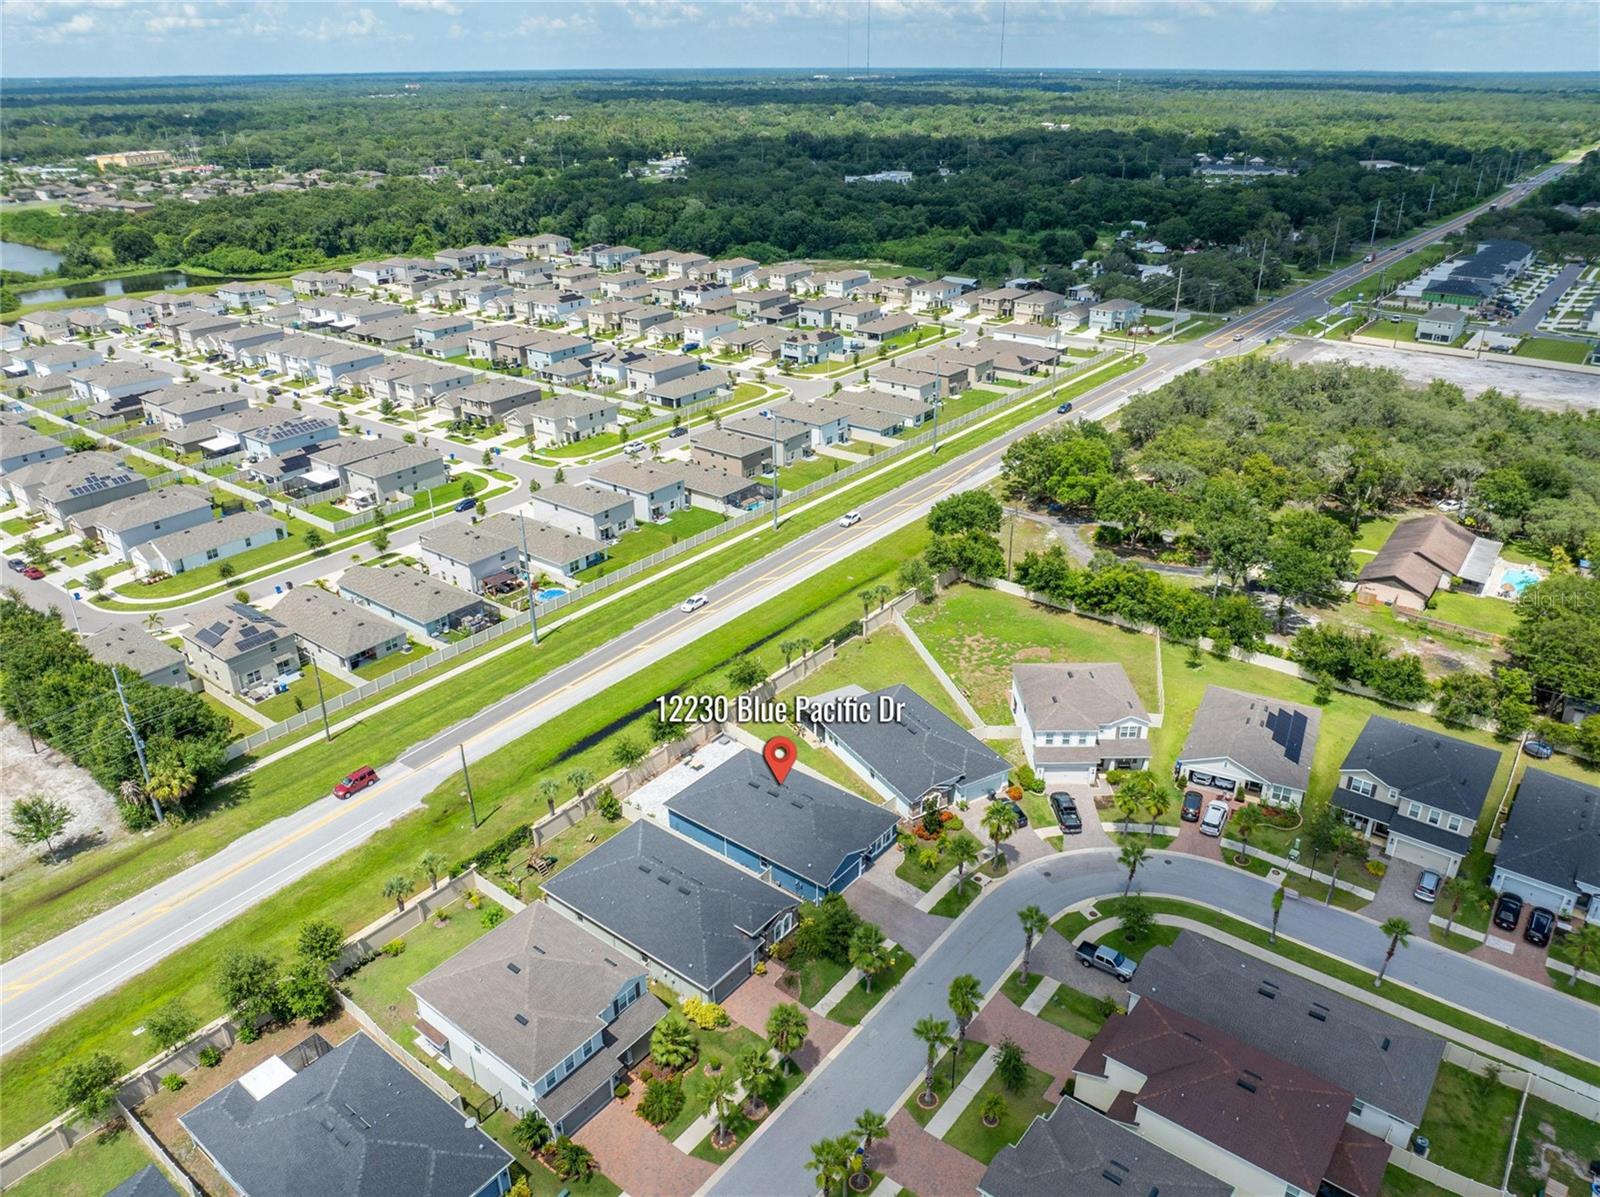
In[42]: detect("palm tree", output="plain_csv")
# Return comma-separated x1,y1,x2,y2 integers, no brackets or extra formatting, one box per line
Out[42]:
510,1110,552,1155
143,612,166,634
552,1138,595,1181
947,974,981,1082
1233,804,1264,862
1566,923,1600,988
382,874,411,913
1270,882,1286,944
807,1135,852,1197
1438,876,1486,938
857,589,874,638
705,1070,738,1148
1118,838,1150,897
1375,917,1412,987
871,583,892,610
947,833,980,893
913,1015,954,1107
1115,785,1143,830
419,850,447,889
981,800,1019,864
1018,905,1050,981
538,777,561,819
853,1109,888,1176
848,923,891,993
650,1013,697,1070
1325,824,1365,905
1145,784,1172,833
567,768,593,802
766,1002,809,1059
736,1044,778,1117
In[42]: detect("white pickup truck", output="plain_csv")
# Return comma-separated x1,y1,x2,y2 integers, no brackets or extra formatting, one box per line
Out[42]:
1076,939,1137,982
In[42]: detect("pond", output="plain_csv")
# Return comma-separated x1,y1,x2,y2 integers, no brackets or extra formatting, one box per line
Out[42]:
10,268,203,304
0,238,62,275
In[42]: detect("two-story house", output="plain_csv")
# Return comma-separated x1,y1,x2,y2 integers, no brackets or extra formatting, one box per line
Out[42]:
1010,663,1151,788
1330,715,1499,876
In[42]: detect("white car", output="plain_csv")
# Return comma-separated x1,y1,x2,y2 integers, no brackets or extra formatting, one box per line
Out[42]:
839,511,862,528
1435,499,1463,513
680,593,708,613
1199,800,1230,838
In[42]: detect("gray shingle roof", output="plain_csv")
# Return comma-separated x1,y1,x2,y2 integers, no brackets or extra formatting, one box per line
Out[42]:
1177,686,1321,791
142,511,283,562
179,1033,511,1197
272,587,405,659
83,626,186,680
813,684,1010,805
534,482,634,516
79,487,212,533
105,1165,182,1197
182,601,293,661
411,902,664,1087
979,1098,1229,1197
1012,662,1147,731
1339,715,1498,821
1494,767,1600,896
1128,935,1443,1126
338,565,482,625
543,820,796,991
667,750,899,888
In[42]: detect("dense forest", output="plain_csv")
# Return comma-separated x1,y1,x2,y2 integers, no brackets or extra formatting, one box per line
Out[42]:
4,70,1596,292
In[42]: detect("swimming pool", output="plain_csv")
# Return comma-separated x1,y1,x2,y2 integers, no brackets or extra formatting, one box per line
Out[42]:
1501,567,1543,595
536,587,567,602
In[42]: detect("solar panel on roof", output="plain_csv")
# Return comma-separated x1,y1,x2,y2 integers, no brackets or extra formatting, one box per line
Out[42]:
1267,707,1309,763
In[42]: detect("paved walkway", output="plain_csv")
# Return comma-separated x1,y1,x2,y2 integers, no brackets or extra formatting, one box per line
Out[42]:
846,870,946,957
875,1110,987,1197
721,969,848,1074
1019,976,1059,1015
574,1085,715,1197
969,992,1087,1092
923,1047,997,1136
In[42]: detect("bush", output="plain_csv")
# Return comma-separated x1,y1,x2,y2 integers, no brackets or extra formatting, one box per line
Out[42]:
769,936,797,963
452,823,532,877
681,997,730,1030
612,1082,630,1100
145,1000,199,1052
596,787,622,822
1014,765,1044,793
481,905,506,929
197,1045,224,1068
160,1073,186,1092
638,1078,685,1126
1365,859,1387,878
116,797,157,832
381,939,406,957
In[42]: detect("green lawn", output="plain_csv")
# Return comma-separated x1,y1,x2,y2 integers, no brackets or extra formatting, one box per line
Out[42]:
941,1057,1056,1164
252,670,352,723
777,455,846,490
905,585,1160,723
1418,1062,1520,1184
789,955,850,1008
650,1005,773,1143
4,1126,157,1197
1379,1166,1456,1197
828,947,916,1027
107,528,308,598
1514,336,1593,364
905,1039,987,1127
894,827,983,892
687,1057,806,1164
1000,968,1043,1008
199,691,264,738
1035,980,1117,1040
1416,589,1521,637
1508,1093,1600,1197
0,361,1144,1145
353,642,435,679
1,515,42,535
773,625,967,725
1357,318,1422,343
574,508,727,580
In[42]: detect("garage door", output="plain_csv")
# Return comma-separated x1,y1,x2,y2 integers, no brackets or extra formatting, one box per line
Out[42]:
1188,770,1236,792
1385,833,1457,876
1046,764,1096,786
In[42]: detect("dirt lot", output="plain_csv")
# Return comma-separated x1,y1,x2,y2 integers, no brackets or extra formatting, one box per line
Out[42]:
0,720,125,874
1292,341,1600,412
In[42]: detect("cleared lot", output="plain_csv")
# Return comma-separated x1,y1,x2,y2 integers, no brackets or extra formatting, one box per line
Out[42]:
1293,340,1600,412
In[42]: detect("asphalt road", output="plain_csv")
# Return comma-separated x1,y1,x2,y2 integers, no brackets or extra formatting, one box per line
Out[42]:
0,165,1568,1055
705,849,1600,1197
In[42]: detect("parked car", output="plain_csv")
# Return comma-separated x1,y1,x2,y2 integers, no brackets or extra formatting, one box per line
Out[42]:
21,565,45,580
680,593,708,613
1180,790,1204,822
839,511,862,528
999,797,1028,828
454,497,476,512
1232,333,1245,342
1435,499,1463,513
1056,401,1074,414
1199,799,1230,837
6,559,24,573
1492,891,1524,932
668,426,688,437
624,440,646,454
266,386,284,396
333,765,378,798
1076,940,1137,982
1413,869,1441,903
1051,792,1082,835
1523,739,1555,760
1524,906,1555,947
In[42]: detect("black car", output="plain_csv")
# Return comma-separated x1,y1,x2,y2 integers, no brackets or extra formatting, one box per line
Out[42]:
998,797,1028,828
668,426,688,437
1524,907,1556,947
1180,790,1204,822
1051,792,1082,835
1492,891,1524,932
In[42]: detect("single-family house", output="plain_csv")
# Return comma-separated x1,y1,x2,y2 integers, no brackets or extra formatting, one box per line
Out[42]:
392,362,475,408
1330,715,1498,876
647,369,727,409
271,586,408,673
1415,306,1468,344
526,483,636,542
1174,686,1321,809
1491,768,1600,917
808,683,1011,815
3,450,148,523
1010,663,1151,787
505,394,618,448
815,269,871,298
781,329,842,365
586,460,689,522
8,343,105,376
543,819,798,1004
142,384,245,431
869,366,941,402
1355,516,1500,611
510,233,571,259
766,400,851,448
0,424,67,475
102,297,155,328
691,428,772,477
435,376,539,425
677,463,766,511
239,415,338,459
342,444,449,501
71,487,214,560
626,352,699,392
83,626,191,689
180,1032,513,1197
910,278,963,310
1014,290,1068,323
759,261,813,291
410,902,666,1137
179,601,300,695
132,511,286,579
337,564,487,640
667,750,900,900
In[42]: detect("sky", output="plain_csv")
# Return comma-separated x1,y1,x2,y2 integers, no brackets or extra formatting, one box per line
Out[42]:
2,0,1598,78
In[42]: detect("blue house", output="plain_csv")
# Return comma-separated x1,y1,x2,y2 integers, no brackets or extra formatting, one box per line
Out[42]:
666,750,900,901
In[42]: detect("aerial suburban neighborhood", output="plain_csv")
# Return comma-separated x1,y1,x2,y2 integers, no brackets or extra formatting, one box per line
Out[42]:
1,7,1598,1197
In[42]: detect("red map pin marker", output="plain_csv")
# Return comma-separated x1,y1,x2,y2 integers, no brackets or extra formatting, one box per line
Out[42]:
763,736,797,785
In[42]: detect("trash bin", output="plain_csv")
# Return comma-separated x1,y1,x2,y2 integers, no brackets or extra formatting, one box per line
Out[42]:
1411,1134,1430,1158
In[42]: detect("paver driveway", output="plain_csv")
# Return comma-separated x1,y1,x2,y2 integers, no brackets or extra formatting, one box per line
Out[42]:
574,1083,715,1197
875,1109,987,1197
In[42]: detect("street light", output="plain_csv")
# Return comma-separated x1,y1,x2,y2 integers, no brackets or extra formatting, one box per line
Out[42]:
759,408,779,531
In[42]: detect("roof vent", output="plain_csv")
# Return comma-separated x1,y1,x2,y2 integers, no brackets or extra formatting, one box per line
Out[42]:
1236,1077,1257,1094
514,1014,529,1026
1180,1030,1202,1044
603,957,618,967
1256,985,1277,999
1100,1169,1124,1186
506,962,522,974
1308,1008,1328,1022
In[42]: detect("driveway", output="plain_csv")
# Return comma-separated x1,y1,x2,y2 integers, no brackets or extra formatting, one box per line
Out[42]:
1030,928,1128,1003
873,1110,987,1197
1368,857,1432,929
969,992,1087,1091
573,1086,715,1197
722,968,848,1073
846,866,947,957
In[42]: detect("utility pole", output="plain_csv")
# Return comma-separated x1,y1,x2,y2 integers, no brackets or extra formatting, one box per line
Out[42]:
1393,192,1405,236
1368,199,1382,248
1170,265,1183,329
1327,215,1341,268
458,744,479,828
767,408,780,530
112,668,156,816
1474,162,1486,197
1206,280,1220,316
308,655,332,743
1254,240,1269,303
516,515,540,646
1006,506,1017,574
1425,181,1436,215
